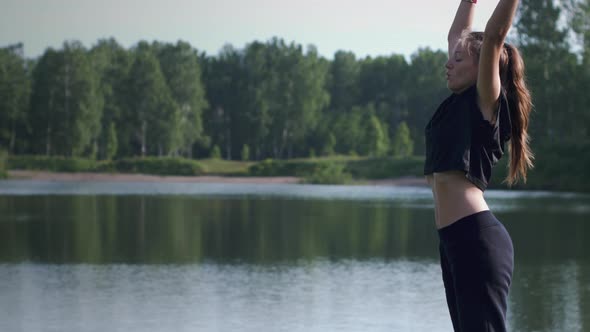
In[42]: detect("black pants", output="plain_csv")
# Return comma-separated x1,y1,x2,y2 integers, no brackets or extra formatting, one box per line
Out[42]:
438,210,514,332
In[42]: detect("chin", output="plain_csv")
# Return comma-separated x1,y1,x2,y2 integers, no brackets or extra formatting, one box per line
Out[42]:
447,83,459,93
447,82,469,94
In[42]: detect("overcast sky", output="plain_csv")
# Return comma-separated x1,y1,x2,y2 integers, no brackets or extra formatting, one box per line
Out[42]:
0,0,500,59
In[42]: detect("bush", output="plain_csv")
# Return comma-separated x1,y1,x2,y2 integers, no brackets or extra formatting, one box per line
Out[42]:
241,144,250,161
7,155,205,177
489,141,590,192
7,155,98,172
302,162,352,185
111,157,205,176
210,145,221,159
391,122,414,157
248,158,353,184
248,159,317,176
249,156,424,181
0,149,7,178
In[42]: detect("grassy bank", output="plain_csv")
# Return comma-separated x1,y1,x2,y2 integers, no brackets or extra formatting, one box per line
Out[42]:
5,154,423,184
5,151,589,193
7,155,206,176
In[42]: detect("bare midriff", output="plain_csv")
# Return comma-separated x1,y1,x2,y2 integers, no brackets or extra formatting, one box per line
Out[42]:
425,171,490,229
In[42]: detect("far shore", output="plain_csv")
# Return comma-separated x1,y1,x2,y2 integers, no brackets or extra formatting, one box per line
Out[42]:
5,170,428,187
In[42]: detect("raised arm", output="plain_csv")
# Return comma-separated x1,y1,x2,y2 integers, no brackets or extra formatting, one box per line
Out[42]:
477,0,520,122
448,0,476,57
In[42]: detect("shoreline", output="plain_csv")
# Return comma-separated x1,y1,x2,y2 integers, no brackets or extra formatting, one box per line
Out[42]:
5,170,428,187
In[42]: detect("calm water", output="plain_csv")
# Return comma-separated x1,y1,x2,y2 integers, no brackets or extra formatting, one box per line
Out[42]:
0,180,589,332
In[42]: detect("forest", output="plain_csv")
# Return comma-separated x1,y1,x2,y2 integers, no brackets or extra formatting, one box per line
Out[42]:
1,0,590,189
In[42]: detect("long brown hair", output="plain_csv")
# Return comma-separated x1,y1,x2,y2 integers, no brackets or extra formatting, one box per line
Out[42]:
461,31,534,185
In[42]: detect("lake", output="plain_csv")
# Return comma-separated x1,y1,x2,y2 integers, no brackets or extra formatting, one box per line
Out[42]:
0,180,588,332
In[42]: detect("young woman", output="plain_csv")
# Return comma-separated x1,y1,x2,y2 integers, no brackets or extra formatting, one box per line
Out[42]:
423,0,533,331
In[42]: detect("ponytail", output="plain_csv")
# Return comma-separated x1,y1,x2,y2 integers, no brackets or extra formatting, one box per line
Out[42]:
460,32,534,186
503,44,534,185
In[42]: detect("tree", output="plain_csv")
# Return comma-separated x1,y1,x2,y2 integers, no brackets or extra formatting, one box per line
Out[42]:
515,0,578,142
264,39,329,159
90,38,132,159
156,41,208,157
567,0,590,139
322,132,336,156
359,54,409,144
332,106,365,155
0,43,30,154
125,44,178,156
327,51,360,113
362,112,390,157
105,122,118,160
29,41,101,157
391,121,414,157
346,103,390,157
405,48,448,155
201,44,244,160
0,44,30,153
210,145,221,159
241,144,250,161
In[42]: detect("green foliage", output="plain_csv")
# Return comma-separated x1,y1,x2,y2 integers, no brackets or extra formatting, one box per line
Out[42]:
489,141,590,192
328,51,360,112
248,156,424,181
155,41,209,156
405,48,448,155
6,155,204,176
29,41,102,157
210,145,221,159
110,157,204,176
516,0,584,142
126,45,179,156
322,132,336,156
90,38,132,160
302,162,352,185
248,159,286,176
198,158,252,175
391,121,414,157
332,106,365,154
6,17,590,191
0,149,7,178
8,155,98,172
248,159,317,176
105,122,118,160
241,144,250,161
363,113,390,157
0,44,30,154
202,38,329,160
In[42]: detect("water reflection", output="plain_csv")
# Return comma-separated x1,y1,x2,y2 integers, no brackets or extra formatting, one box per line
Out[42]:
0,196,439,263
0,182,589,331
1,194,589,264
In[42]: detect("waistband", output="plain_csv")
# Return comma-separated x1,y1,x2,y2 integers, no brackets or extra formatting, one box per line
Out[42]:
438,210,500,243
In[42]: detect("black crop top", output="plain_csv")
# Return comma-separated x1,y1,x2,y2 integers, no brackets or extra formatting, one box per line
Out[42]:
424,85,512,191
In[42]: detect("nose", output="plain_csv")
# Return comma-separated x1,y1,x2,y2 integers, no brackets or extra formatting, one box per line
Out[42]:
445,60,452,70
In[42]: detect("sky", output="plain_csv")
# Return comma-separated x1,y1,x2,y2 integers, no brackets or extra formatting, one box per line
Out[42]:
1,0,500,60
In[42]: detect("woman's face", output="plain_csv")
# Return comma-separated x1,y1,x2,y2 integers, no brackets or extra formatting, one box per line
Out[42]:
446,42,479,94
